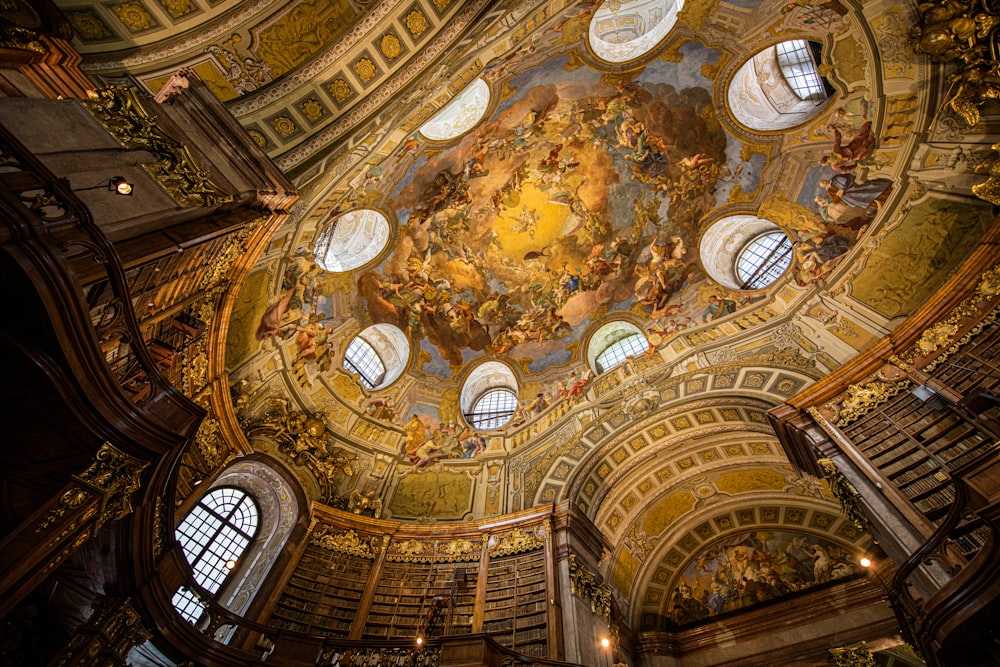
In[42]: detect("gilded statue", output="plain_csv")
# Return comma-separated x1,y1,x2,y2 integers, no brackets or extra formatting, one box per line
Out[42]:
348,488,383,518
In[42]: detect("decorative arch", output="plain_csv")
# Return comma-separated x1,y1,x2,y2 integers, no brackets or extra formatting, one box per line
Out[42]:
588,0,684,64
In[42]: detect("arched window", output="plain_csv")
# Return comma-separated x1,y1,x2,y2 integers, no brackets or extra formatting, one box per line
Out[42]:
466,387,519,430
172,487,259,623
595,333,649,373
460,361,520,431
589,0,684,64
314,209,391,272
736,232,793,289
343,324,409,390
700,215,791,291
419,78,491,141
345,336,386,390
587,320,649,374
727,40,832,131
775,40,826,101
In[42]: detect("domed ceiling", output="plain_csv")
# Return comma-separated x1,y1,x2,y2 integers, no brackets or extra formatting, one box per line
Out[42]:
64,0,998,631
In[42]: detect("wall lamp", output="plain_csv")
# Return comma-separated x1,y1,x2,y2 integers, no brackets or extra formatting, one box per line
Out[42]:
72,176,134,196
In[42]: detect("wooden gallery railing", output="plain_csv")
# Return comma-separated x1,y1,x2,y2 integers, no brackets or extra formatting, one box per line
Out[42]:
769,225,1000,666
0,125,203,617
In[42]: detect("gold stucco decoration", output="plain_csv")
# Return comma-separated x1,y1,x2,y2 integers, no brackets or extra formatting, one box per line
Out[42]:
489,527,544,557
83,87,231,207
329,78,352,101
112,2,154,32
818,459,870,532
836,380,910,426
405,9,427,36
68,11,114,40
977,264,1000,297
915,320,960,356
830,642,877,667
971,142,1000,205
272,115,297,137
355,57,376,81
380,34,401,59
568,554,612,620
159,0,194,17
301,98,324,121
248,129,268,148
311,528,376,559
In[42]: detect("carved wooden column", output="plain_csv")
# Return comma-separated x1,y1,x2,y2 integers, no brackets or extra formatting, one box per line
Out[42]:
0,443,148,619
47,596,151,667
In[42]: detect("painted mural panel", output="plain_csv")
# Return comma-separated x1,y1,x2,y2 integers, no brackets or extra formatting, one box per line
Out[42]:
390,470,474,519
665,529,861,626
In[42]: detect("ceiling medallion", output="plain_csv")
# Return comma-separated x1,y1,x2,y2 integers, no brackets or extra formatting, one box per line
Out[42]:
301,98,324,121
355,57,376,81
111,2,154,32
405,9,427,36
328,78,352,101
379,34,401,59
272,115,297,137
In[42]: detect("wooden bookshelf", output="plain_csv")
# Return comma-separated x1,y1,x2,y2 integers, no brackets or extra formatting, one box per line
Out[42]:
268,544,373,637
483,550,548,658
363,561,477,639
840,323,1000,558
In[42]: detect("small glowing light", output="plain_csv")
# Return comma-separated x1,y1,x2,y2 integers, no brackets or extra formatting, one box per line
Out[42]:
109,176,133,196
416,636,423,646
860,557,872,568
225,559,237,570
601,638,610,649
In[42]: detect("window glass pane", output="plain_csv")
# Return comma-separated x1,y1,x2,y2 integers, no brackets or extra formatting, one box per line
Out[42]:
172,587,206,624
466,388,518,430
344,336,386,389
775,40,826,101
736,232,793,289
173,487,259,606
596,333,649,373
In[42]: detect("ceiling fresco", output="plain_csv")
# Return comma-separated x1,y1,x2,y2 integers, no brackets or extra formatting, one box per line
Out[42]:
159,0,997,630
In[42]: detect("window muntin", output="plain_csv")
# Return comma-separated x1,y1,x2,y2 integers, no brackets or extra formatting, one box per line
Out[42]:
171,587,206,624
465,388,518,430
736,232,793,289
774,40,826,101
174,487,259,610
344,336,386,390
595,332,649,373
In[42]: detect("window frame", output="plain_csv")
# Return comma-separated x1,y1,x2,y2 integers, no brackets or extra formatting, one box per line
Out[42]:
774,40,827,102
344,335,387,390
595,332,650,373
465,387,519,430
735,231,793,290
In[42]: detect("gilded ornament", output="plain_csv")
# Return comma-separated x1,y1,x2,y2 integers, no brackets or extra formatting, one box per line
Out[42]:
971,142,1000,205
51,597,150,665
976,264,1000,297
915,321,960,356
836,380,910,426
829,642,877,667
379,34,401,59
67,11,114,40
112,2,154,32
248,129,268,148
272,115,297,137
77,443,149,531
433,0,450,8
355,57,376,81
441,538,476,557
158,0,194,18
818,459,870,532
489,527,544,557
393,538,426,557
311,528,376,559
83,87,231,207
329,78,352,101
568,554,612,620
405,10,427,36
301,98,324,121
348,488,383,517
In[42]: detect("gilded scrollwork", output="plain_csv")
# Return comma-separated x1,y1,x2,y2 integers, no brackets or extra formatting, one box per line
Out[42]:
488,527,544,557
74,442,149,532
829,641,877,667
311,528,376,559
349,488,383,517
83,87,231,208
835,380,910,426
247,397,357,502
818,459,870,532
568,554,612,621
